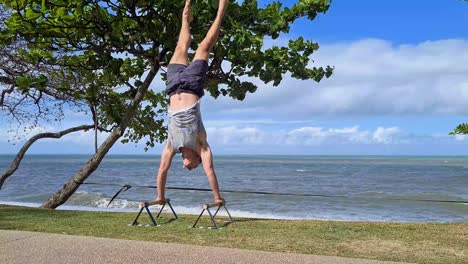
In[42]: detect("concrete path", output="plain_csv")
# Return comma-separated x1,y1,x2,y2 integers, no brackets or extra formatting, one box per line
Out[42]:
0,230,410,264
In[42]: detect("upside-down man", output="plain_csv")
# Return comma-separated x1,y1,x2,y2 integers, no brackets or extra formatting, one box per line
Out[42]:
142,0,228,207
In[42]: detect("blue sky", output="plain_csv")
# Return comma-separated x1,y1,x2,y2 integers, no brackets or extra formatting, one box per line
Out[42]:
293,0,468,44
1,0,468,155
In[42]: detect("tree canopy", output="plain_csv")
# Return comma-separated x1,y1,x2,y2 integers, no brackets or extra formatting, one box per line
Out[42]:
1,0,333,149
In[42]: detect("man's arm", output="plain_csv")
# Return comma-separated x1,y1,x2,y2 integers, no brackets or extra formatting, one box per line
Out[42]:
198,132,224,204
156,142,176,202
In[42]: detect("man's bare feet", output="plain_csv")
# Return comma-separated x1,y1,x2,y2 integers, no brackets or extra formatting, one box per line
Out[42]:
183,0,194,23
218,0,229,16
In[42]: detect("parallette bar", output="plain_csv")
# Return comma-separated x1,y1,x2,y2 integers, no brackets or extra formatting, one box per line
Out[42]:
202,201,224,209
192,201,234,229
130,198,177,227
139,198,171,208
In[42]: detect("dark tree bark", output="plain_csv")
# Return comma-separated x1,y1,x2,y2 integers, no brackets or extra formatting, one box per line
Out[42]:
0,125,95,189
89,104,98,153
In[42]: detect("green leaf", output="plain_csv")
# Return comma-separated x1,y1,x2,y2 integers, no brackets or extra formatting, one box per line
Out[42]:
25,8,41,20
15,76,33,90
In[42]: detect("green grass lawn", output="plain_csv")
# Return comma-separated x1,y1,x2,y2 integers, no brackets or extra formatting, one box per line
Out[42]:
1,205,467,263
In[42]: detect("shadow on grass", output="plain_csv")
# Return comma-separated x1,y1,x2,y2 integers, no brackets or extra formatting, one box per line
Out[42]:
219,218,263,226
149,218,178,225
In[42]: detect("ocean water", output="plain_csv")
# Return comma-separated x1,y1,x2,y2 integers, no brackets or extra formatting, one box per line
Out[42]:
0,154,467,222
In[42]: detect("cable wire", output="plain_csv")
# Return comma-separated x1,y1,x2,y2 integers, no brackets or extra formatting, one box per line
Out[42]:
75,180,468,205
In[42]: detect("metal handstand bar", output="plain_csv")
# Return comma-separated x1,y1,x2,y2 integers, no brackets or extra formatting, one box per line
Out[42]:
130,198,178,227
192,201,234,229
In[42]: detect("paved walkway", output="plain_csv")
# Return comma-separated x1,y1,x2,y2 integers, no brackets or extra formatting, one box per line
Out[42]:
0,230,410,264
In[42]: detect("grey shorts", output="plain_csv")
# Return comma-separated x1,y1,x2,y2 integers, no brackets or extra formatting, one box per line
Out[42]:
165,60,208,98
168,102,205,153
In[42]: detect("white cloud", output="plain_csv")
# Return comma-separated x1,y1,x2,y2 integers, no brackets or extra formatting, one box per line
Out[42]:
0,123,436,148
285,126,401,145
372,127,401,144
286,127,327,145
454,134,466,141
202,38,468,118
203,118,317,126
206,126,265,145
206,125,404,146
1,122,466,155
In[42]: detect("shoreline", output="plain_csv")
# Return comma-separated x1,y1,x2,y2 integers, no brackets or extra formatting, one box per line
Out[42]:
1,202,466,224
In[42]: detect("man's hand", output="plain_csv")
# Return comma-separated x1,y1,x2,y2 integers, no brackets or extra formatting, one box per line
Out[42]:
214,197,225,205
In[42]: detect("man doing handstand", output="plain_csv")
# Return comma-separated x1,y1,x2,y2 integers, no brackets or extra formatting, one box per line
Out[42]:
142,0,228,207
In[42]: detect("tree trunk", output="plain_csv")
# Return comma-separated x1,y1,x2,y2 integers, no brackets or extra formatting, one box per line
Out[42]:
41,66,159,209
40,126,125,208
0,124,95,190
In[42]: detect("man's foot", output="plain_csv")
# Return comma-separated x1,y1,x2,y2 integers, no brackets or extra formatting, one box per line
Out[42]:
217,0,229,16
183,0,194,23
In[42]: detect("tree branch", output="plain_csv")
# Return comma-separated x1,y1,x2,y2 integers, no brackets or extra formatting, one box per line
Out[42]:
0,85,15,106
0,124,96,189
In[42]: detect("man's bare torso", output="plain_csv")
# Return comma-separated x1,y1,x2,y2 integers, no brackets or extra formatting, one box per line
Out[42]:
169,93,200,111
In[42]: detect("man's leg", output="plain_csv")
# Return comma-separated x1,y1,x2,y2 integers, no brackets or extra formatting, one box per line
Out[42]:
193,0,229,62
169,0,193,65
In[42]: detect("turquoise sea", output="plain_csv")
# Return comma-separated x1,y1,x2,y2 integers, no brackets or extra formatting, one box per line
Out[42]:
0,155,467,222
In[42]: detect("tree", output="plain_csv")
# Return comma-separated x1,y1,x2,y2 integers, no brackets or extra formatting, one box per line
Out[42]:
0,5,104,189
0,4,115,189
0,5,84,132
450,124,468,136
0,0,333,209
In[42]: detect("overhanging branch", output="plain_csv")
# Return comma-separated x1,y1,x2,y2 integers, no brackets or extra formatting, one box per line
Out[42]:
0,124,102,189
